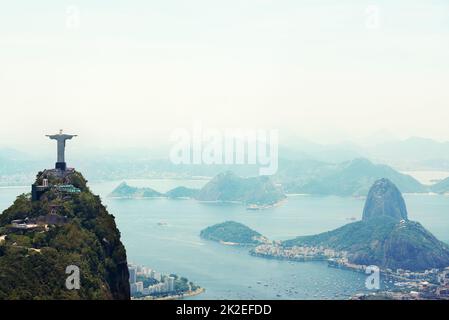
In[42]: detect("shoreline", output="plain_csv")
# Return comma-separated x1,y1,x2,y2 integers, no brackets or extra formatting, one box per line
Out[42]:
250,251,328,262
131,287,205,300
252,250,449,299
246,198,287,210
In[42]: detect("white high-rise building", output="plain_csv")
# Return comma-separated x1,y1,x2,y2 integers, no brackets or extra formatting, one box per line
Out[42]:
130,283,138,295
129,266,137,284
153,272,161,282
167,276,175,292
136,281,144,293
145,267,153,277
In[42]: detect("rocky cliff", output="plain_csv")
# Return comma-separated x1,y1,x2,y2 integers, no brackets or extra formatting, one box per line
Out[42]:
362,178,408,221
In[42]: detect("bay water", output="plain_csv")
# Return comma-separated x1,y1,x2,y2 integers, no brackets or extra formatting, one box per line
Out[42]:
1,179,448,299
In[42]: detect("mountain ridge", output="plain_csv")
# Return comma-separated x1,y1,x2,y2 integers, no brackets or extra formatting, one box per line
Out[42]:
196,171,286,206
276,157,427,196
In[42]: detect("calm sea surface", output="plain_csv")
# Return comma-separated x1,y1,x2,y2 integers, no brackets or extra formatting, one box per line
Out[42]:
1,179,448,299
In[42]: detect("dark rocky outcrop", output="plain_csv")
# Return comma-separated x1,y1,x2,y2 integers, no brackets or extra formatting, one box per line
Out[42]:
362,178,408,221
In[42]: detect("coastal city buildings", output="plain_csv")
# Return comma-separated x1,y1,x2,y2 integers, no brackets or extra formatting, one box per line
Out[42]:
251,244,346,261
252,243,449,300
129,266,137,283
128,263,176,297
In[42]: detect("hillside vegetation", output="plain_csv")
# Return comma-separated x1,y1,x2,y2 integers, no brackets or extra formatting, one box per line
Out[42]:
0,170,130,299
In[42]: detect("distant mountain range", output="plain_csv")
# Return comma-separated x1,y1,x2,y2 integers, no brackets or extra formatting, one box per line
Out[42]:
282,179,449,271
3,137,449,193
368,137,449,169
275,158,427,196
430,177,449,194
109,172,286,207
110,157,444,204
108,157,430,199
0,148,48,186
280,136,449,170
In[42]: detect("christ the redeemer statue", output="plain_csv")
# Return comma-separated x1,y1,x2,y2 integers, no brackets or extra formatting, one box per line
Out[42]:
46,129,77,171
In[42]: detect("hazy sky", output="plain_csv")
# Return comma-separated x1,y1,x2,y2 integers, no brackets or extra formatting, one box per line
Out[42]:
1,0,449,151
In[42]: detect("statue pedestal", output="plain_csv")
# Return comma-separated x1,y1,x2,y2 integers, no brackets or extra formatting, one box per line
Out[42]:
55,162,67,171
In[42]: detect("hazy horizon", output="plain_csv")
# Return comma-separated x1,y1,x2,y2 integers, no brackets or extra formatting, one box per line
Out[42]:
1,0,449,152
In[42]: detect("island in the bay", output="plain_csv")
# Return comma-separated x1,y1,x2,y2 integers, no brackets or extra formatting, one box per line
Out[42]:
109,182,164,198
0,131,130,299
128,263,203,300
200,221,270,246
109,171,286,209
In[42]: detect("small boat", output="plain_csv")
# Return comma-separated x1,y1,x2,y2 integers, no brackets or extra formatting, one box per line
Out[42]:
246,204,261,210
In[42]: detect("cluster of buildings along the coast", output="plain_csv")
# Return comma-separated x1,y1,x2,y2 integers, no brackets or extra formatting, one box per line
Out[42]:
128,264,175,296
350,265,449,300
327,256,449,300
251,243,346,261
252,243,449,300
